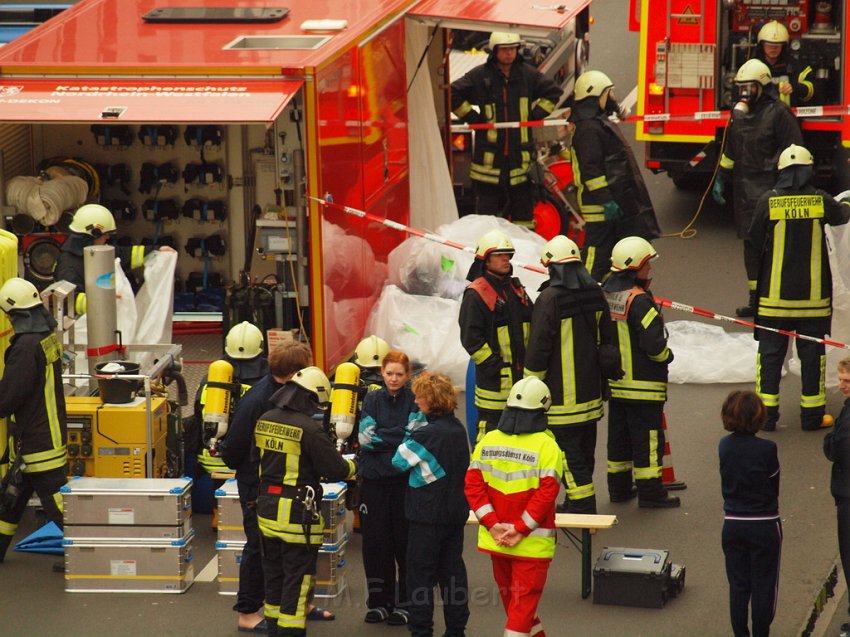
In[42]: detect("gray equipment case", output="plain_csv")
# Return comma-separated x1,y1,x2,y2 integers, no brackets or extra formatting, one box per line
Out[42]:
593,547,685,608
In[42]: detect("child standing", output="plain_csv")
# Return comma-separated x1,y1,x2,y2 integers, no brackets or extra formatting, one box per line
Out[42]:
719,390,781,637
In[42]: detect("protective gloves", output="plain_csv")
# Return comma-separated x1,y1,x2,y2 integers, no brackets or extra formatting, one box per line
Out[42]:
602,200,623,223
712,172,727,206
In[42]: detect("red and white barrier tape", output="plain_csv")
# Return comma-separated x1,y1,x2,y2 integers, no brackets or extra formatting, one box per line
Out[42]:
309,195,849,350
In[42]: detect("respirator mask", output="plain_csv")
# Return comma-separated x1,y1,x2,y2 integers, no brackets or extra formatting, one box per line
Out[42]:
733,82,760,115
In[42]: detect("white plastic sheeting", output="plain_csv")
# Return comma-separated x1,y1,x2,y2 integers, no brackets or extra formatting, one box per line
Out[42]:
667,320,758,384
405,19,459,230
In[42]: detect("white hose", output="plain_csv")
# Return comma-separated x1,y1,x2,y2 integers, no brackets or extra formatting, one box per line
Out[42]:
6,175,88,226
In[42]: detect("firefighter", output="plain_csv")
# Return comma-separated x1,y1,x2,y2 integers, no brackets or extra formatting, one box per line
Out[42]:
602,237,680,508
53,203,175,314
0,278,66,564
524,235,620,514
451,32,563,228
569,70,661,281
459,229,533,440
753,20,815,107
254,366,356,637
748,144,849,431
465,376,565,637
712,58,803,317
219,341,314,632
352,334,391,391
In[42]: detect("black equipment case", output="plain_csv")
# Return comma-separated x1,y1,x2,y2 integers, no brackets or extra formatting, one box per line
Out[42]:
593,547,685,608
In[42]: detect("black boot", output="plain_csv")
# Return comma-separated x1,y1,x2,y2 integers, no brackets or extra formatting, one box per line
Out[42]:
735,290,757,317
0,533,13,563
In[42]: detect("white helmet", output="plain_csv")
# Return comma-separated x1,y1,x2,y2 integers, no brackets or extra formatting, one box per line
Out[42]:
292,366,331,404
574,70,614,101
353,335,390,369
777,144,814,170
489,32,521,51
610,236,658,272
540,235,581,266
224,321,264,359
475,229,514,260
735,59,772,86
507,377,552,412
69,203,117,237
0,277,42,313
758,20,790,45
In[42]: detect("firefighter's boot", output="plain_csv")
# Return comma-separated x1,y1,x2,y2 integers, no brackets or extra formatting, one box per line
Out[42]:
0,533,13,563
735,290,758,318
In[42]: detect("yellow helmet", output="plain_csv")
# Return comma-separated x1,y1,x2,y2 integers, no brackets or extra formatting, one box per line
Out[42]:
292,366,331,404
353,335,390,369
489,32,521,51
758,20,790,45
0,277,42,312
475,229,514,260
610,237,658,272
777,144,814,170
540,235,581,266
507,377,552,411
224,321,264,359
575,70,614,101
69,203,117,237
735,59,772,86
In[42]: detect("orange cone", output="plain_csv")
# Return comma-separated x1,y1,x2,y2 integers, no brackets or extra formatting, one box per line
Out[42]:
662,412,687,491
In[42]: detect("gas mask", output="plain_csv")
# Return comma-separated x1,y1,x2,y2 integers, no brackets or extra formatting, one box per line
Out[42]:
733,82,761,114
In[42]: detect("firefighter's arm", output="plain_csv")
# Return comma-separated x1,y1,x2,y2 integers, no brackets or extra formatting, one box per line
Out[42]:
513,441,563,536
459,291,502,371
523,297,556,380
747,194,771,250
632,296,672,364
825,193,850,227
0,341,39,418
529,69,563,121
450,69,485,124
795,65,815,103
308,424,356,482
776,107,804,148
465,447,499,531
573,125,614,203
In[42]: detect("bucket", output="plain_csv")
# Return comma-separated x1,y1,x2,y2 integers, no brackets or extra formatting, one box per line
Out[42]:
95,361,142,404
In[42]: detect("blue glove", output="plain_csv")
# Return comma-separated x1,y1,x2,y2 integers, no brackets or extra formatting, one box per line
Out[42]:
602,200,623,223
712,173,727,206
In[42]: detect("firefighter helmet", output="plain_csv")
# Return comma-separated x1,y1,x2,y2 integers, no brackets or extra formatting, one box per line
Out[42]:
353,335,390,369
475,229,514,260
224,321,264,359
540,235,581,266
292,366,331,404
574,70,614,101
489,32,521,50
735,59,772,86
758,20,790,45
506,377,552,412
0,277,41,312
610,236,658,272
68,203,117,237
778,144,814,170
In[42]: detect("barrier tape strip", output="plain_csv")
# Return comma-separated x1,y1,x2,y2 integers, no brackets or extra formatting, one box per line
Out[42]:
308,196,850,351
85,343,127,357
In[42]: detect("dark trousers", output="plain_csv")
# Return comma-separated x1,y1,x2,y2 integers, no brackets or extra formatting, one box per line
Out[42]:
743,240,761,283
607,400,666,501
260,536,318,637
837,497,850,615
581,220,619,282
477,408,502,442
474,180,533,223
0,467,66,537
551,423,597,513
756,318,827,428
360,479,409,611
235,481,264,615
406,521,469,637
722,519,782,637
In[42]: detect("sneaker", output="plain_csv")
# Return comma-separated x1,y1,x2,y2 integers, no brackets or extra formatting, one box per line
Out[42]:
364,607,390,624
387,609,409,626
638,495,681,509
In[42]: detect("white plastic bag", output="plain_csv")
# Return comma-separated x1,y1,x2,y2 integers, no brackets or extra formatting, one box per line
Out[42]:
667,320,758,384
132,250,178,370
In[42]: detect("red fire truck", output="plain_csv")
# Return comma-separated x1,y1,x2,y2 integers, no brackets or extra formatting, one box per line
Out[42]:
630,0,848,186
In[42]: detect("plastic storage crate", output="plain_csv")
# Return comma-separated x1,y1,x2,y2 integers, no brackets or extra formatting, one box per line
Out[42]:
215,479,246,543
314,535,347,598
321,482,349,547
593,547,677,608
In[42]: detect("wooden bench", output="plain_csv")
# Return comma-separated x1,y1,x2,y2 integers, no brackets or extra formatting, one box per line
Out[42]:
466,511,618,599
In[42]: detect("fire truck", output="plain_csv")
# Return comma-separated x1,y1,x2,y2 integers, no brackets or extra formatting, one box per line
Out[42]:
630,0,848,187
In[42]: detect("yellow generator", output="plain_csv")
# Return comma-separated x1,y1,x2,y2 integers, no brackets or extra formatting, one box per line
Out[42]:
65,396,169,478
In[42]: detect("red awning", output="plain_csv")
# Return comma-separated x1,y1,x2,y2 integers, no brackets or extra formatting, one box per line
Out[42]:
408,0,591,38
0,78,303,122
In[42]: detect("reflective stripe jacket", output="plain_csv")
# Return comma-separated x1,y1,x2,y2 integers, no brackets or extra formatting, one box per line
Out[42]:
756,51,815,107
605,287,671,402
459,271,533,412
254,396,356,544
358,385,419,482
569,100,660,238
451,53,561,186
749,185,850,321
0,331,66,474
465,428,564,560
524,284,616,426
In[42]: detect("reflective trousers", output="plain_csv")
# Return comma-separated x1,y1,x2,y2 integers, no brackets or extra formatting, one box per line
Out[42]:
260,535,317,637
551,423,597,513
491,553,550,637
607,400,666,501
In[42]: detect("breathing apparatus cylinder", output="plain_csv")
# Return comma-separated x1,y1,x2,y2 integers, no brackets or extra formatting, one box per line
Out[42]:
329,362,361,450
203,359,234,454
